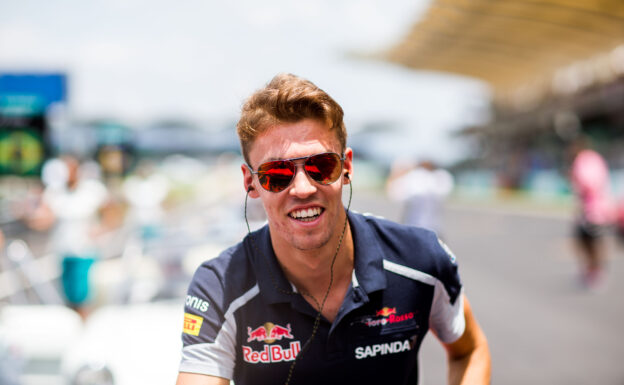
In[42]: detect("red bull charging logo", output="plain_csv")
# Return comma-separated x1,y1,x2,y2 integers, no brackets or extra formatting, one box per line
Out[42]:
376,307,397,317
247,322,294,343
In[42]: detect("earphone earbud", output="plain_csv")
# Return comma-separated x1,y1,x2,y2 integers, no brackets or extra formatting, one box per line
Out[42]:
345,172,350,180
247,186,254,192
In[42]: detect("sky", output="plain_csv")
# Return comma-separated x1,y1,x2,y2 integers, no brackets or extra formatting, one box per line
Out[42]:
0,0,491,165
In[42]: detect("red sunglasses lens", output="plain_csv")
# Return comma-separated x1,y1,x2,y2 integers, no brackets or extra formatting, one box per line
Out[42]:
305,153,342,184
257,160,295,192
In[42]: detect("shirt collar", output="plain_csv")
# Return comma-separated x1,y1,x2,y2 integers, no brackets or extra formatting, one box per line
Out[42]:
245,210,387,304
244,225,294,305
348,210,387,295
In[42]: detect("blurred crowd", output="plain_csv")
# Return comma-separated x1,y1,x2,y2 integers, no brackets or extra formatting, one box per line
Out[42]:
2,141,624,318
0,151,251,318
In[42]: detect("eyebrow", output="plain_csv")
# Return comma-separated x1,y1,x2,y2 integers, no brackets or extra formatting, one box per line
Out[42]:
261,150,335,163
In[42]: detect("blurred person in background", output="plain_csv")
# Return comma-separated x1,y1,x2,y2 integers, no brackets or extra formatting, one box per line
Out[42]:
176,74,490,385
567,136,615,290
386,158,455,238
28,155,119,318
122,159,170,241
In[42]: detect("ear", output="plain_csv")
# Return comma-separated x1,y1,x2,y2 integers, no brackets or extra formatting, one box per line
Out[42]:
343,147,354,184
241,164,260,198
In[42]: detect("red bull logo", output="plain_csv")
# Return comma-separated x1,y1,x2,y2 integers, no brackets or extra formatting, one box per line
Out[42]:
243,341,301,364
247,322,294,343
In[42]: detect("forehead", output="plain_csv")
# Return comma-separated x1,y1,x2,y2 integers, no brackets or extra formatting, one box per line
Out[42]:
249,119,341,164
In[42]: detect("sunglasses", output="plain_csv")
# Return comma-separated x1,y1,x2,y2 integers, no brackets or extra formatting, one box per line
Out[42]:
248,152,345,192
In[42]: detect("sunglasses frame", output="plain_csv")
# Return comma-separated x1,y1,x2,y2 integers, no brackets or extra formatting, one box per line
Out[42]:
247,152,346,193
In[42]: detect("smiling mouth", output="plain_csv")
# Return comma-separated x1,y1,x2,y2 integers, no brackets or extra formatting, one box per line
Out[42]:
289,207,323,222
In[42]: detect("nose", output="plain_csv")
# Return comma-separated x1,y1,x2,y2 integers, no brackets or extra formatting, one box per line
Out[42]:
289,163,317,197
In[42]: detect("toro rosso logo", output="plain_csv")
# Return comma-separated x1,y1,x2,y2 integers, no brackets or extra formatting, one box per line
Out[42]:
362,306,415,328
243,322,300,364
247,322,293,343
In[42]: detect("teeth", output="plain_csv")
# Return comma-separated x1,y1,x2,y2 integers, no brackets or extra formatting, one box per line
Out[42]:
290,207,322,220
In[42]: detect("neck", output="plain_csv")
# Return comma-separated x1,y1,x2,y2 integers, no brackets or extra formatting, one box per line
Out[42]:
273,217,354,305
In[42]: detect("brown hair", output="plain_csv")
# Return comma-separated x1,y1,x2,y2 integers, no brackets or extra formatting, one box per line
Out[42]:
236,73,346,164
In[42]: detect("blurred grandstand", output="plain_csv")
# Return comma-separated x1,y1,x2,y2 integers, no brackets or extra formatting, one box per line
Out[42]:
380,0,624,200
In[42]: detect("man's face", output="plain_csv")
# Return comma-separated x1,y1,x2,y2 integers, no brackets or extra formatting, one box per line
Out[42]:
242,119,353,252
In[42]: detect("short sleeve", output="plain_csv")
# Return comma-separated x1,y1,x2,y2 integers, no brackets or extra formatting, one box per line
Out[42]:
428,239,465,343
179,264,237,380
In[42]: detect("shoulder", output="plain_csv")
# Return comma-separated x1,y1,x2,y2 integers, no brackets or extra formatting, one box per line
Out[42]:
355,211,450,265
353,211,461,297
187,241,257,308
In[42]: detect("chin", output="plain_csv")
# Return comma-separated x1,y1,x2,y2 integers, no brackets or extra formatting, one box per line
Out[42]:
290,232,332,251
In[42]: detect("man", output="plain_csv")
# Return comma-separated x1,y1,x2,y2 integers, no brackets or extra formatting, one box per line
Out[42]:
31,155,112,319
568,137,615,289
177,74,491,385
386,159,455,237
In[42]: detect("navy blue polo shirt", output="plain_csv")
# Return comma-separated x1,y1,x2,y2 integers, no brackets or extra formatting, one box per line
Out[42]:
179,211,464,385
